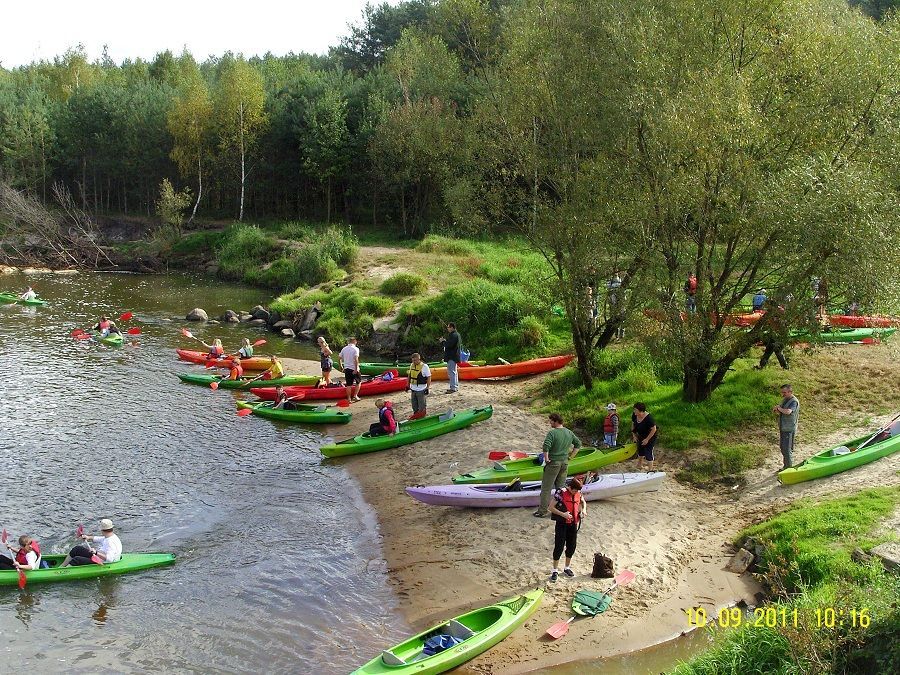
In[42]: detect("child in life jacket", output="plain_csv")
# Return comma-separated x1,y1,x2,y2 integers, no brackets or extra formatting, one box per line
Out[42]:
1,534,44,570
602,403,619,447
369,399,397,437
547,477,587,582
202,338,225,360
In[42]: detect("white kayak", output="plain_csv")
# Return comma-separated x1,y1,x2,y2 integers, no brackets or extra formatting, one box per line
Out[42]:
405,471,665,508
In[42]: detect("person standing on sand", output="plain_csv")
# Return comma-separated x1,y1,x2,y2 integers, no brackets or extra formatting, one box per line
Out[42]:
534,413,582,518
439,323,462,394
406,353,432,420
547,477,586,582
773,384,800,469
317,337,333,386
631,403,658,471
340,337,362,403
602,403,619,447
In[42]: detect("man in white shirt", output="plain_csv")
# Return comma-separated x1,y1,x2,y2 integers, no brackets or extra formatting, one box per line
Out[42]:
406,352,432,420
21,287,37,301
61,518,123,566
339,337,362,403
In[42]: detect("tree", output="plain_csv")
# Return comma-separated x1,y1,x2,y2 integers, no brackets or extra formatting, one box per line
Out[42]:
168,59,212,223
155,178,192,230
335,1,435,73
213,57,267,220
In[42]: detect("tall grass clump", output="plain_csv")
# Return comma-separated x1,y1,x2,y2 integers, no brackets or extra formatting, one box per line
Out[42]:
216,224,277,280
381,272,428,297
416,234,476,256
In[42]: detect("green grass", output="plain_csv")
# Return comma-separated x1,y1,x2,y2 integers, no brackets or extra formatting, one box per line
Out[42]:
381,272,428,297
672,489,900,675
270,286,395,342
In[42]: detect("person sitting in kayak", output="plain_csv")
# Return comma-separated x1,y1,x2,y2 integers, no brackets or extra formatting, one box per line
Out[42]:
369,399,397,437
238,338,254,359
202,338,225,360
60,519,122,567
20,286,37,301
93,316,121,338
260,356,285,380
273,385,297,411
1,535,42,571
227,358,244,381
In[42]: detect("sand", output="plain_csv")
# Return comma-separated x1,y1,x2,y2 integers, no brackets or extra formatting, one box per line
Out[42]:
278,356,900,672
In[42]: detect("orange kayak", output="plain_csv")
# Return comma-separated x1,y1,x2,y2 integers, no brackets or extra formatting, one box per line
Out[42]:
175,348,274,371
828,315,900,329
431,355,574,381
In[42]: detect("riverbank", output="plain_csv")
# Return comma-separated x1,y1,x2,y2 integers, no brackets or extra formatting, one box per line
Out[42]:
277,351,899,672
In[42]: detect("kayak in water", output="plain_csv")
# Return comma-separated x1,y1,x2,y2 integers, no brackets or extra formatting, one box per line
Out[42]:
0,553,175,586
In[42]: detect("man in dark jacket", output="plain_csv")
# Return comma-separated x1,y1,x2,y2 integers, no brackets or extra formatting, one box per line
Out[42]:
440,322,462,393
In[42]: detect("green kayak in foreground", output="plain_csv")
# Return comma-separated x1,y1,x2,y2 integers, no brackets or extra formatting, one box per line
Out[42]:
353,590,542,675
98,332,125,346
358,360,485,376
177,372,319,389
453,444,637,484
320,406,493,458
0,553,175,586
236,400,351,424
0,293,47,306
778,426,900,485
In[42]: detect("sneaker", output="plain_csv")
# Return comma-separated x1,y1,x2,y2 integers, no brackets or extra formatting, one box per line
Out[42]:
445,388,458,394
563,568,575,577
549,570,559,582
532,510,546,518
352,397,362,402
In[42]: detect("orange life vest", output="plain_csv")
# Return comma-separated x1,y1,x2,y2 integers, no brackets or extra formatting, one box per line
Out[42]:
556,489,582,524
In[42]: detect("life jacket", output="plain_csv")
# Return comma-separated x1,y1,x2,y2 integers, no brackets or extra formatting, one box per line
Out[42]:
229,364,243,380
15,541,40,566
407,363,428,385
685,276,697,294
269,361,284,379
99,319,111,330
209,345,224,357
603,412,619,433
553,489,581,524
275,391,288,406
378,403,396,432
239,346,253,358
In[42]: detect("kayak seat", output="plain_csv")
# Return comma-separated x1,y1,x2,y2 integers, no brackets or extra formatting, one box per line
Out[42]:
314,405,327,412
446,619,476,640
439,409,455,422
381,650,407,666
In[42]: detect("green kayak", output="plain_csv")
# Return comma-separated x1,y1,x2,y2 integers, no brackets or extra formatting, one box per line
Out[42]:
791,327,896,343
0,553,175,586
98,332,125,346
236,400,351,424
353,590,543,675
358,360,485,376
177,372,319,389
0,293,47,306
320,406,493,458
778,426,900,485
453,444,637,484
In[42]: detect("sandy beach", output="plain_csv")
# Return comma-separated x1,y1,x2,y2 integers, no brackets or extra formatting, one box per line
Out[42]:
278,353,900,672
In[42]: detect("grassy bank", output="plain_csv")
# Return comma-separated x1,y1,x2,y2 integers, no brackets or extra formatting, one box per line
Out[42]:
671,488,900,675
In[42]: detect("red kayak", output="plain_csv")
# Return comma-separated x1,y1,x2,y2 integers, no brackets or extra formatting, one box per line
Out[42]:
252,376,409,401
828,315,900,329
432,355,574,381
176,348,273,370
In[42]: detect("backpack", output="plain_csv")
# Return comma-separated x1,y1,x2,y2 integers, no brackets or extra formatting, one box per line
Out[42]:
591,553,615,578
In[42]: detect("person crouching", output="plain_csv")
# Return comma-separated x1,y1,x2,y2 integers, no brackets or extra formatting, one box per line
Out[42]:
369,399,397,437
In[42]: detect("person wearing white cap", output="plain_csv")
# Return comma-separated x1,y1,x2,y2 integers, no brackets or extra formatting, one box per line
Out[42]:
602,403,620,447
60,518,122,567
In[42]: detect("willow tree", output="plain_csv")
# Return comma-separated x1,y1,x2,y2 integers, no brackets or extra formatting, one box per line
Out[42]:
213,57,266,221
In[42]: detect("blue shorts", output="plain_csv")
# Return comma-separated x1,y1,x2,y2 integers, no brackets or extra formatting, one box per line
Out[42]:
604,432,617,447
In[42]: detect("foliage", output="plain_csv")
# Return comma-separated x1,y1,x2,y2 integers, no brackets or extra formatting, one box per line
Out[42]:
381,271,428,296
215,224,277,280
155,178,192,230
416,234,475,255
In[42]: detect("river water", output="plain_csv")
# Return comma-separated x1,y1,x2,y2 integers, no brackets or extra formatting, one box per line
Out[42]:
0,272,407,673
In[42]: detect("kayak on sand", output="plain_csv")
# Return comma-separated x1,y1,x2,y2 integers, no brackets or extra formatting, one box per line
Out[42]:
320,406,493,458
406,471,665,507
790,327,896,344
453,444,637,484
431,355,574,381
358,360,484,376
236,400,351,424
352,590,542,675
828,315,900,329
0,553,175,586
253,375,409,401
778,423,900,485
175,348,274,370
177,372,319,389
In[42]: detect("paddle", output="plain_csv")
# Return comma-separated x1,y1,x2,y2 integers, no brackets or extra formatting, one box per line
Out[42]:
126,327,141,335
76,524,84,538
119,311,133,321
70,328,85,337
75,332,93,340
236,392,307,417
856,411,900,452
181,327,206,344
236,370,272,390
545,570,636,639
488,451,529,460
1,529,6,545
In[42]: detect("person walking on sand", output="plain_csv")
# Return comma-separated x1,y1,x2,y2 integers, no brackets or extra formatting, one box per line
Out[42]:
534,413,582,518
602,403,619,447
631,403,658,471
773,384,799,469
547,477,586,582
317,336,334,386
406,352,432,420
439,323,462,394
339,337,362,403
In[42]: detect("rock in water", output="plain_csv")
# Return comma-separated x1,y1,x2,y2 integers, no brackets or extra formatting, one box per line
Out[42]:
273,320,293,329
267,309,281,325
186,308,208,322
250,305,270,321
221,310,240,323
281,328,296,338
248,318,267,327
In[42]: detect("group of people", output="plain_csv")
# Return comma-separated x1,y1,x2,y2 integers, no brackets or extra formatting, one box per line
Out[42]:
2,519,123,573
532,404,658,582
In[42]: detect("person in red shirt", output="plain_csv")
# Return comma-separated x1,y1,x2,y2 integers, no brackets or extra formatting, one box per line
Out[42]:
368,399,397,437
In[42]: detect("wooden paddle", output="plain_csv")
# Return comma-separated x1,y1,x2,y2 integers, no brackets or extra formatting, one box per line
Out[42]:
488,451,529,460
545,570,636,639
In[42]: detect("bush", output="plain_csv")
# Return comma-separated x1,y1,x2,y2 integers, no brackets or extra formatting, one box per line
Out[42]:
217,224,277,280
381,272,428,297
416,234,476,256
515,315,549,349
318,226,358,266
172,230,222,256
361,296,395,317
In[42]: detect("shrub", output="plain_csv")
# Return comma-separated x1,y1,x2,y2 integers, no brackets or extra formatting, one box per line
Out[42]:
381,272,428,297
217,224,278,280
318,226,359,266
416,234,476,256
172,230,222,256
361,296,395,317
515,315,549,349
278,221,315,240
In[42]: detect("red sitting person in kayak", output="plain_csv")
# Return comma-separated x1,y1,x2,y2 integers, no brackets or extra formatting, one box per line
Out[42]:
1,534,45,571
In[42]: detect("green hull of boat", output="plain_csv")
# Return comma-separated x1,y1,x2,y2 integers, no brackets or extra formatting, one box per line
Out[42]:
99,333,125,346
778,432,900,485
321,406,493,458
177,372,319,389
353,590,542,675
236,400,351,424
357,360,484,376
453,444,637,484
0,293,47,306
0,553,175,586
791,327,896,343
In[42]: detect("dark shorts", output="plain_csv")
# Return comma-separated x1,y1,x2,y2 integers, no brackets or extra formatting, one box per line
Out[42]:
321,357,333,373
344,369,361,385
637,442,655,461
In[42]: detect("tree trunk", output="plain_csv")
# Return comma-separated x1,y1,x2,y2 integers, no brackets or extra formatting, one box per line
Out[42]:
682,357,714,403
326,175,331,223
238,101,245,222
189,156,203,224
572,329,594,390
